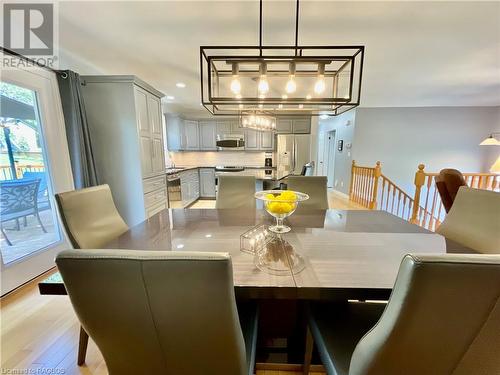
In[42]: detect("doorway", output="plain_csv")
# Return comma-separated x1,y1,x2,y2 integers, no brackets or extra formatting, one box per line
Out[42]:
1,61,74,295
323,130,336,188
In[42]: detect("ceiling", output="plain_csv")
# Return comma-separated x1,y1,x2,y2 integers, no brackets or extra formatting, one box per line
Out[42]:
57,1,500,116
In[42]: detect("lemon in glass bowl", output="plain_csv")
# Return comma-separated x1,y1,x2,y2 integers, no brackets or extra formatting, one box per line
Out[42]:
255,190,309,233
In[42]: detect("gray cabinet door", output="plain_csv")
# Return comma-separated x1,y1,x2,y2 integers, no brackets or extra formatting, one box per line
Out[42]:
199,168,216,198
199,121,217,150
276,119,293,133
181,180,189,207
216,121,231,136
260,131,274,150
183,120,200,150
191,174,200,200
148,95,165,175
293,118,311,134
245,129,259,150
165,114,182,151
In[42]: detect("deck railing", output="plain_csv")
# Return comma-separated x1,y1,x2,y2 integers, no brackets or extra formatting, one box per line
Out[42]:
349,161,499,231
0,164,45,180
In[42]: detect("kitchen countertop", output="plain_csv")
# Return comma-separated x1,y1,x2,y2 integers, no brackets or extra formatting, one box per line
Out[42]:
166,166,289,181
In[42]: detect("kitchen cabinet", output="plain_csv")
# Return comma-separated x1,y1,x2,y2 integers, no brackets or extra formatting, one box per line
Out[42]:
165,114,182,151
199,168,216,198
183,120,200,150
276,117,311,134
199,121,217,150
180,169,200,207
292,118,311,134
260,131,275,150
244,129,259,150
276,119,293,134
81,75,167,226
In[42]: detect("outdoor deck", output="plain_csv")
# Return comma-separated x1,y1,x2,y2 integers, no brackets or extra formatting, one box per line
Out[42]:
0,210,59,264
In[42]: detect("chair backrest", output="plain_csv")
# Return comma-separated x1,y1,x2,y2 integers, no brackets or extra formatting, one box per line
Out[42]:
0,179,39,218
55,184,128,248
435,168,467,213
436,187,500,254
286,176,328,209
216,175,256,209
56,249,247,375
349,254,500,375
22,171,48,194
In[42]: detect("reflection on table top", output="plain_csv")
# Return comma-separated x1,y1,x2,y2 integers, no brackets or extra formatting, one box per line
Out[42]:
39,209,473,298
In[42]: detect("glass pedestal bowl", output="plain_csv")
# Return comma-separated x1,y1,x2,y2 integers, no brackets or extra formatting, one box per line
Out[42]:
255,190,309,233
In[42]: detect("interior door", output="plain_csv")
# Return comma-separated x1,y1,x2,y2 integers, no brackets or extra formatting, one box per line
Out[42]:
0,60,74,295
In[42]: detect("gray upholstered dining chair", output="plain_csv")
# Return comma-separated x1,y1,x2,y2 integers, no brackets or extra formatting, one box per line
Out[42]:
286,176,329,209
216,175,256,209
55,184,128,249
436,187,500,254
56,249,258,375
304,254,500,375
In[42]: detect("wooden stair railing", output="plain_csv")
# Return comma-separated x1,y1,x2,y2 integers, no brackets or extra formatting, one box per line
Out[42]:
349,161,499,231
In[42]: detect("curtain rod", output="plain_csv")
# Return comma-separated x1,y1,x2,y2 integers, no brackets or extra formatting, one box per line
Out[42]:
0,46,68,79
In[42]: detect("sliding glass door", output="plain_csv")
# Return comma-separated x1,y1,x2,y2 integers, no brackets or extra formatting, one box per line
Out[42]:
1,60,74,294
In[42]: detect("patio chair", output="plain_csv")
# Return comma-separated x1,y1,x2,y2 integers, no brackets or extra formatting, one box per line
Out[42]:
0,179,47,246
23,171,51,212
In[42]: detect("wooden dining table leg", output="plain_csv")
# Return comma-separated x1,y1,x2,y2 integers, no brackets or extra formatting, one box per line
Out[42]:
77,326,89,366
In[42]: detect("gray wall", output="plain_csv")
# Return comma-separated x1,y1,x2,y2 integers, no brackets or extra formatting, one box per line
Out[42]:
315,111,356,194
352,106,500,195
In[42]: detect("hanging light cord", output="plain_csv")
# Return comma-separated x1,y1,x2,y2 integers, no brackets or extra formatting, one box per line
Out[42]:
295,0,300,55
258,0,300,56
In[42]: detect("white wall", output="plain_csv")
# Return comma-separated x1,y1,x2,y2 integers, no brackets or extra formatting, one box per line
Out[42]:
352,106,500,195
316,111,356,194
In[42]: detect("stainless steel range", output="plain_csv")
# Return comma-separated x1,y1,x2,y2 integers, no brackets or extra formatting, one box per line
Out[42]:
215,166,245,172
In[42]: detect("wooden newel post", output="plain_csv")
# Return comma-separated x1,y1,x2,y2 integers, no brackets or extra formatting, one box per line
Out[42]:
349,160,356,199
369,161,381,209
410,164,426,224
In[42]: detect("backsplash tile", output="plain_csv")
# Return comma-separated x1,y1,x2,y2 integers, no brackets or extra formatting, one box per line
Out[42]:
170,151,273,167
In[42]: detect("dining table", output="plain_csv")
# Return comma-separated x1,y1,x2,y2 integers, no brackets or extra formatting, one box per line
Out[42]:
39,208,473,300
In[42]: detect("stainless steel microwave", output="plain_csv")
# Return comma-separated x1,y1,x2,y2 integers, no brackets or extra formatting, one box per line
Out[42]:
216,135,245,150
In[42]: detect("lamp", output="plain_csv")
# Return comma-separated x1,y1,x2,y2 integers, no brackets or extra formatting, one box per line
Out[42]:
200,0,364,116
480,133,500,146
490,156,500,173
240,112,276,132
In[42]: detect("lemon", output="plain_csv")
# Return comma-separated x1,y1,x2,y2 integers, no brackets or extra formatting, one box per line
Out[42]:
265,193,275,200
281,191,297,201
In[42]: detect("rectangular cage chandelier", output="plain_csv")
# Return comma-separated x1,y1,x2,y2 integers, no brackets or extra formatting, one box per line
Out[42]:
200,1,364,117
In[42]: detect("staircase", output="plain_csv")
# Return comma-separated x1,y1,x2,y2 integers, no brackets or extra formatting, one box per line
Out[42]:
349,161,500,231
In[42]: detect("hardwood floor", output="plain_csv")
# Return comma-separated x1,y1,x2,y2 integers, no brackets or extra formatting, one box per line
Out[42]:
190,189,367,211
1,272,324,374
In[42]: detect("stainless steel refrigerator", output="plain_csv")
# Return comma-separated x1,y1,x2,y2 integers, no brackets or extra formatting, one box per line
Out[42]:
276,134,311,175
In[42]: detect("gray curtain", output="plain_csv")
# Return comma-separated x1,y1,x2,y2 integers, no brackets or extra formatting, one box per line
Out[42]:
57,70,98,188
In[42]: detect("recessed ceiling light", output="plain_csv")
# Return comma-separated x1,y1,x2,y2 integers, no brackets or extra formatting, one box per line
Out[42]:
176,82,186,88
166,95,175,100
320,114,329,120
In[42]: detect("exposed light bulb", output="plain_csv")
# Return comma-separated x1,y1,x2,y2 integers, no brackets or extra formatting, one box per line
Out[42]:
306,94,312,100
286,75,296,93
298,104,304,109
314,63,326,95
258,62,269,94
231,76,241,94
281,94,288,99
258,76,269,94
230,62,241,94
314,75,326,94
278,104,283,109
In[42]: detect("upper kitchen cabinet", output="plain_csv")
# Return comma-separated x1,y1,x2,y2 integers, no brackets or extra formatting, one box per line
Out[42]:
276,117,311,134
182,120,200,150
292,118,311,134
260,131,275,150
276,119,293,134
244,129,259,150
199,121,217,150
81,75,167,226
165,114,182,151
